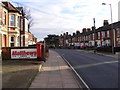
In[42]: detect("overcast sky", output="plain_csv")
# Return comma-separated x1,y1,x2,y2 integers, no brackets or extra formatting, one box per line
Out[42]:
3,0,120,41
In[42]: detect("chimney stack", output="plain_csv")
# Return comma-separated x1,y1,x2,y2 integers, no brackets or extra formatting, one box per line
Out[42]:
66,32,68,35
103,20,109,26
82,28,86,32
76,30,80,34
87,28,91,32
73,33,75,36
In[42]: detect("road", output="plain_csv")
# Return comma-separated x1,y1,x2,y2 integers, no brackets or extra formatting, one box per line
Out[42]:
54,49,118,88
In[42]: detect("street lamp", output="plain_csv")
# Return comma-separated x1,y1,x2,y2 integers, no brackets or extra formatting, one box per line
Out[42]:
93,18,97,53
102,3,114,54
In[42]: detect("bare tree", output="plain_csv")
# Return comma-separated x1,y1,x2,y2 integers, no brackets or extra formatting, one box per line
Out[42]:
23,8,34,32
14,2,34,32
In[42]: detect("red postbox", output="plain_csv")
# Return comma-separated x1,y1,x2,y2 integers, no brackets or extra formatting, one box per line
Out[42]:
36,43,44,61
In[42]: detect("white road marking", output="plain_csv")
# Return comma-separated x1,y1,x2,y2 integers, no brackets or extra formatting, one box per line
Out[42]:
39,64,43,72
62,56,91,90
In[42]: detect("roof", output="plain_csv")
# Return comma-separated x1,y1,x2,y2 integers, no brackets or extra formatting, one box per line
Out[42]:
16,7,24,15
72,21,120,38
16,7,23,11
96,21,120,32
2,1,21,13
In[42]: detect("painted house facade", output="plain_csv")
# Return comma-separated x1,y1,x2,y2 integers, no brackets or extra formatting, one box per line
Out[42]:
20,15,29,46
0,1,9,48
0,1,37,49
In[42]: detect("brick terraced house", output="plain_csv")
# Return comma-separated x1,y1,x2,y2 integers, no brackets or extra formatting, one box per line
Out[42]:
59,20,120,49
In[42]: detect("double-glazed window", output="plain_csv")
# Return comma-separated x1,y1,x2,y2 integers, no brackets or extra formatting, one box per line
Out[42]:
9,14,15,26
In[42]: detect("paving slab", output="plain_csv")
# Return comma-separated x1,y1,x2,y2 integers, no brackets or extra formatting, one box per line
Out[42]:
29,50,81,89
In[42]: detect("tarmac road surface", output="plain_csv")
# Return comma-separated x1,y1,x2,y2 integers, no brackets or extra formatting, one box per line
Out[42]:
54,49,118,89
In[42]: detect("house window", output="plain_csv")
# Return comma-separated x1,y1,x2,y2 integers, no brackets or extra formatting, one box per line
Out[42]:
93,33,95,40
117,38,120,47
11,36,14,42
89,35,91,40
9,14,15,26
102,31,105,38
86,36,88,40
21,18,23,31
10,35,15,47
98,32,100,39
17,16,20,27
84,36,85,41
117,29,120,37
107,31,110,37
3,11,6,25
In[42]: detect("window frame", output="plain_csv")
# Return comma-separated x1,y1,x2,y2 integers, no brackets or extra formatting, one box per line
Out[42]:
9,14,15,27
3,11,6,25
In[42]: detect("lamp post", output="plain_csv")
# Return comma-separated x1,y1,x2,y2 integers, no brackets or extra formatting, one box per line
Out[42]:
93,18,96,53
102,3,114,54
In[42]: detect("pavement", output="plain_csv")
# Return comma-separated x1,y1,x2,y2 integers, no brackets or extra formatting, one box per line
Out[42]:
29,50,81,88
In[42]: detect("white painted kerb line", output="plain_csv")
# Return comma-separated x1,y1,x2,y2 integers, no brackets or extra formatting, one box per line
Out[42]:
39,64,43,72
62,56,91,90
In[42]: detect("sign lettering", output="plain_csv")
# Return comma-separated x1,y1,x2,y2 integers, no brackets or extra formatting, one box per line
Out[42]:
11,49,37,59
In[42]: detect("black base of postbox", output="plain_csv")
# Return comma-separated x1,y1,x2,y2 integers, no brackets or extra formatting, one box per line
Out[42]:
37,57,46,62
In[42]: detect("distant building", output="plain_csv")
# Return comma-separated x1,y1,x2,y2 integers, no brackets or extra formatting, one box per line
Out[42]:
118,1,120,21
28,32,37,45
